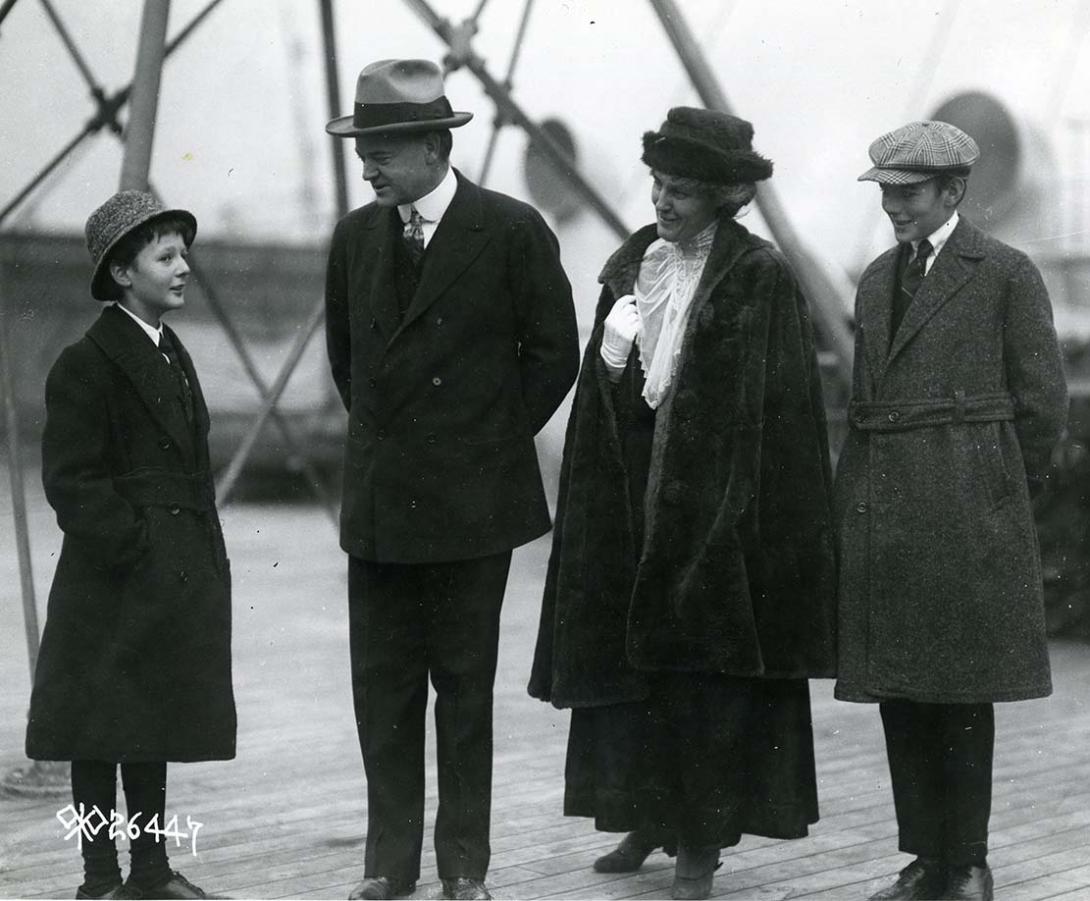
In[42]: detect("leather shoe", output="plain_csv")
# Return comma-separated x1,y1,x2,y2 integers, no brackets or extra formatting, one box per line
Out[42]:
945,864,993,900
867,857,946,900
671,845,721,900
347,877,416,900
593,830,661,873
441,877,491,900
76,883,142,899
124,871,227,899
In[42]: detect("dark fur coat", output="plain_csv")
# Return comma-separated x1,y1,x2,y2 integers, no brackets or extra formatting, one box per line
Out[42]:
529,216,837,709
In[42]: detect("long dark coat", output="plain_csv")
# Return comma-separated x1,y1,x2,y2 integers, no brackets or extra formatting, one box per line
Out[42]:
26,305,236,762
325,169,579,564
529,216,838,709
834,218,1068,704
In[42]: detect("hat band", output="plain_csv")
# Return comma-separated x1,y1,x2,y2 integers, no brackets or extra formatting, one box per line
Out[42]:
353,97,455,130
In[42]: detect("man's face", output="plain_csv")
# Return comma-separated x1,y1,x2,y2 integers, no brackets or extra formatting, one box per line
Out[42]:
879,178,960,244
354,133,438,207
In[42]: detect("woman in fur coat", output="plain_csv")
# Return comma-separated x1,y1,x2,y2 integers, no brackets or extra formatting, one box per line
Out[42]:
528,108,837,900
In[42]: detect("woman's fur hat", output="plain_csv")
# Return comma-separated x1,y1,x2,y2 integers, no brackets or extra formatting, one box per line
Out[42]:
642,107,773,185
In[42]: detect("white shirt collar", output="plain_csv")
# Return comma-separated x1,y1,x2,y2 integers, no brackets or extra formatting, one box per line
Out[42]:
913,210,959,260
398,165,457,225
114,302,163,346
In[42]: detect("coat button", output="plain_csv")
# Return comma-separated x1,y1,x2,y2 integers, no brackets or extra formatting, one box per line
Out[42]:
376,428,386,440
169,504,181,516
368,377,377,388
432,376,442,387
888,410,900,423
409,499,418,509
426,433,437,445
435,316,443,325
158,437,172,450
856,502,868,514
179,570,189,583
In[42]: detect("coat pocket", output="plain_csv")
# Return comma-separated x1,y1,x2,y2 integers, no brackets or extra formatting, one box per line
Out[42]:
972,422,1014,509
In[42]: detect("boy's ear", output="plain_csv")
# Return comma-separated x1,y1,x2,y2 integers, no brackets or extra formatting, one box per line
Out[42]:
109,260,132,289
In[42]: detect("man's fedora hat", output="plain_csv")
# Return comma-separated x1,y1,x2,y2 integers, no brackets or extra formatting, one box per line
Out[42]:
326,58,473,137
641,107,773,185
85,190,196,301
858,120,980,185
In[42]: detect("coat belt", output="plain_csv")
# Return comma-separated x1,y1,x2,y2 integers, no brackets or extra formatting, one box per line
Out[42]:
113,470,216,511
849,391,1015,432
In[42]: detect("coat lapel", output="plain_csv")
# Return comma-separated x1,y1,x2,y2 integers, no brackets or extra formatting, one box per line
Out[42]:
87,306,194,459
165,323,210,467
396,172,490,337
364,208,401,343
885,218,984,370
857,246,899,388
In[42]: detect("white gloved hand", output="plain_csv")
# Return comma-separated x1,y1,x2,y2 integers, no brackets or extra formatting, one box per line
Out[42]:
599,295,641,371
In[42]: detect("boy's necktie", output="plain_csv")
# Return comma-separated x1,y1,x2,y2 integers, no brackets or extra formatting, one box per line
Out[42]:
892,238,932,338
159,330,195,424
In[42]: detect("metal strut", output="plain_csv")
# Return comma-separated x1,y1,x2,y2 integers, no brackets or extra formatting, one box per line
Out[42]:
402,0,630,239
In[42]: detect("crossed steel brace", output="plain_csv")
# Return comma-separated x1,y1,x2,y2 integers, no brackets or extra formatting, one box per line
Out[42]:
0,0,339,521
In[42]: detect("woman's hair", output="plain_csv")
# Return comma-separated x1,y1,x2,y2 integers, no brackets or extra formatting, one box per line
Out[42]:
663,173,758,217
108,213,196,271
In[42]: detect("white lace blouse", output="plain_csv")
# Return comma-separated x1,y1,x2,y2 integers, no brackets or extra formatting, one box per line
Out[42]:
635,220,717,408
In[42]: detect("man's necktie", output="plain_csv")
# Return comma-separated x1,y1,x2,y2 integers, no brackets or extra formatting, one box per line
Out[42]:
402,207,425,270
159,330,195,424
892,238,933,338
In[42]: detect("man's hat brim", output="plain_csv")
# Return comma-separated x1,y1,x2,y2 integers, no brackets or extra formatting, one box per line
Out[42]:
325,111,472,137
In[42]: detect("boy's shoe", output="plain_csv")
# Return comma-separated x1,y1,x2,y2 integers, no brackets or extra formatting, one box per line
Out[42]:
124,871,227,899
75,883,142,900
347,876,416,900
867,857,946,900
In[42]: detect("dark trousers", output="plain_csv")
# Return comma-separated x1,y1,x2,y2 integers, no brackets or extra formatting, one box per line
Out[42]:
879,700,995,865
347,551,512,883
70,761,171,892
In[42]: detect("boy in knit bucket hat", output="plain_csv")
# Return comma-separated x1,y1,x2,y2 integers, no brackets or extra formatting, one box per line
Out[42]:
25,190,236,900
833,121,1067,901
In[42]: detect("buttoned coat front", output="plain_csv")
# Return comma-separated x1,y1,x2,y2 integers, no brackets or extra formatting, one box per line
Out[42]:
325,170,578,564
26,304,235,762
834,218,1068,704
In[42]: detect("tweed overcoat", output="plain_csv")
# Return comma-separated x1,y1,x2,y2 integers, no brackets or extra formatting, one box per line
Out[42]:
325,170,579,564
834,218,1068,704
529,216,838,709
26,304,236,762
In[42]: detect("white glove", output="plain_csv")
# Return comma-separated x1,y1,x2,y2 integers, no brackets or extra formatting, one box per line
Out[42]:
599,295,641,371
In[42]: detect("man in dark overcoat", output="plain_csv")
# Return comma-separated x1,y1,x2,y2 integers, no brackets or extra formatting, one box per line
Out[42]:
323,59,578,901
834,121,1068,901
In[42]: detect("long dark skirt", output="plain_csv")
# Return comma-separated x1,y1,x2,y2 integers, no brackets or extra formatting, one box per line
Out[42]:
563,671,819,848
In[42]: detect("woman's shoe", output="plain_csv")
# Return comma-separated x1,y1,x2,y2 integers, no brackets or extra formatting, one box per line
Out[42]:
671,845,721,900
592,830,661,873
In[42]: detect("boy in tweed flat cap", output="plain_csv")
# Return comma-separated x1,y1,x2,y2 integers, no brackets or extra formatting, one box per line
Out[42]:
834,121,1068,900
26,191,235,900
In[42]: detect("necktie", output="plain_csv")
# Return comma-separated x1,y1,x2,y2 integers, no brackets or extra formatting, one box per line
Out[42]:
892,238,933,338
402,207,425,270
159,330,195,423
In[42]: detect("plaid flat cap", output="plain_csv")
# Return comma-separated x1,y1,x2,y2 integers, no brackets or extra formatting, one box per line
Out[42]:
858,120,980,184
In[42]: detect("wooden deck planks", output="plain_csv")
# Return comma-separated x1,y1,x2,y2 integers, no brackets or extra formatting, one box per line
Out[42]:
3,482,1090,899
